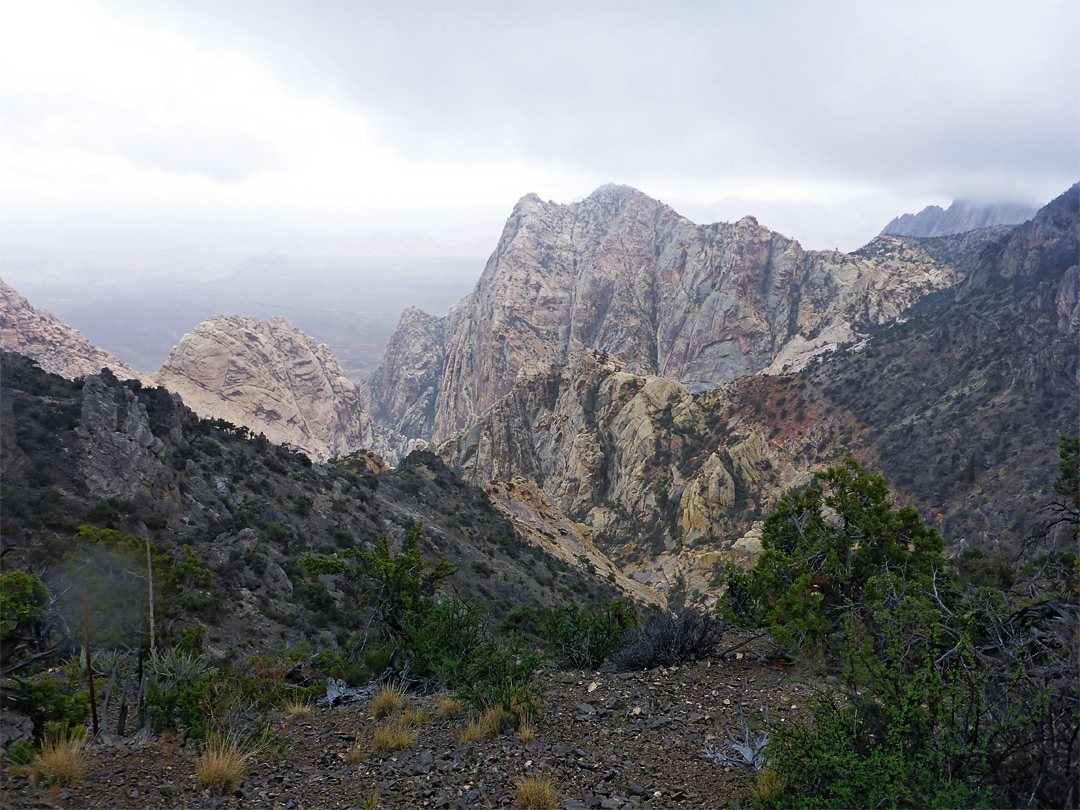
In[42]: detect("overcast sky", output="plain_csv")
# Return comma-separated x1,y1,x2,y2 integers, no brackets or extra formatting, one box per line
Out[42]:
1,0,1077,256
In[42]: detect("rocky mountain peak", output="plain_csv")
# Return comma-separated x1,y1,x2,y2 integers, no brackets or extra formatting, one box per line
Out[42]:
369,184,970,453
0,277,147,383
881,198,1037,237
153,314,372,462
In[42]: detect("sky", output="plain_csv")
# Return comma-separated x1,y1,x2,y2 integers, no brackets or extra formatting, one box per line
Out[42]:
1,0,1077,258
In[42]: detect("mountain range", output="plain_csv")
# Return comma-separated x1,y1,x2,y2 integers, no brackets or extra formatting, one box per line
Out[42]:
2,182,1076,607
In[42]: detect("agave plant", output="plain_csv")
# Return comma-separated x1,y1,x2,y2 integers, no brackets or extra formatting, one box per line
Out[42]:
704,704,770,771
152,648,211,684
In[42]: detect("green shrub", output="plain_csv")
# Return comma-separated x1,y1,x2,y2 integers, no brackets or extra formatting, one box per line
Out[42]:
400,595,484,689
763,688,985,809
539,600,638,669
398,595,540,716
301,524,456,634
458,634,541,718
148,675,214,740
720,459,949,655
734,457,1079,808
5,679,91,740
0,571,49,642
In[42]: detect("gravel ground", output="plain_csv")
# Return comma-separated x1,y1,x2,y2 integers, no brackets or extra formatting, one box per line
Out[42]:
3,638,822,810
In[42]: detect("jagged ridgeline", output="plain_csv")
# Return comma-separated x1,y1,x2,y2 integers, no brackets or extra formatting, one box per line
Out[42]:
367,183,982,454
0,355,624,653
2,183,1076,613
426,184,1078,598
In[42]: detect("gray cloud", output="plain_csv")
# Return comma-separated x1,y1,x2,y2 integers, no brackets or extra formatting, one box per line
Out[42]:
108,0,1079,202
0,87,285,184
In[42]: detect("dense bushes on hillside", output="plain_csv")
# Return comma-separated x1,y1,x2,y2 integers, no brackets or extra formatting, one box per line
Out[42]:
722,456,1079,809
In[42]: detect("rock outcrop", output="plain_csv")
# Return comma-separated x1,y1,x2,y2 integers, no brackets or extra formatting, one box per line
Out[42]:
154,315,373,462
485,478,664,606
436,351,838,587
0,278,146,383
76,369,183,507
371,184,967,448
881,199,1036,238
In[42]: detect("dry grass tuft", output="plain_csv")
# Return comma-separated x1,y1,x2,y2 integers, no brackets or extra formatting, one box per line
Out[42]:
195,734,253,794
398,707,430,727
370,683,407,718
513,775,560,809
519,715,536,743
284,698,314,721
371,717,417,752
435,694,463,718
344,740,369,764
30,727,86,785
753,767,785,802
461,704,516,742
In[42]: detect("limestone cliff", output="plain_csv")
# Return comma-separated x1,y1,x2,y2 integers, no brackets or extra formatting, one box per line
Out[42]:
436,350,855,601
0,277,147,383
154,315,372,462
371,184,967,447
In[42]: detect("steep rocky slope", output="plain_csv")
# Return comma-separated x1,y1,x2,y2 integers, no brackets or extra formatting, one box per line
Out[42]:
436,186,1078,600
153,315,373,463
485,478,663,606
371,184,979,451
0,278,147,383
0,355,623,655
810,183,1078,547
437,350,860,601
882,199,1037,237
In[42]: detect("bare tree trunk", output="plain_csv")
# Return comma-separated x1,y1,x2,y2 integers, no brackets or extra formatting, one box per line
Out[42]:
116,675,129,736
82,593,99,737
145,536,156,660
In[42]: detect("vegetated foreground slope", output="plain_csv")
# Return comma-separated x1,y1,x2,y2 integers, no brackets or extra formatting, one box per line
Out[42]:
1,636,802,810
0,354,625,657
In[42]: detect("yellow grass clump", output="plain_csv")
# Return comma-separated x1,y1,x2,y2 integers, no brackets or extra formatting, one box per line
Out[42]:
344,740,369,764
370,683,407,718
283,698,314,720
518,715,536,743
195,734,253,794
30,727,86,785
753,767,786,802
398,707,430,727
460,704,516,742
513,775,560,809
372,717,417,752
435,694,463,717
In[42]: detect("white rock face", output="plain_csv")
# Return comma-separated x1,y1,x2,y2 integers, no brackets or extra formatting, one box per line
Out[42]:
370,184,964,446
0,278,147,383
154,315,373,462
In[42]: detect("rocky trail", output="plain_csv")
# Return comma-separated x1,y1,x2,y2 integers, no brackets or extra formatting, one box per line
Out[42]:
3,636,819,810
